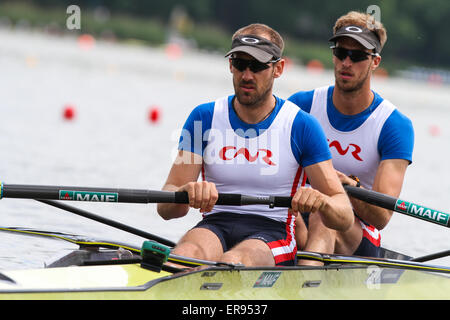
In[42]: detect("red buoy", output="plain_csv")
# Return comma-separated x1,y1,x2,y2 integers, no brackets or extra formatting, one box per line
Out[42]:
165,43,182,60
429,125,441,137
63,104,76,120
148,106,161,124
78,34,95,50
306,59,324,74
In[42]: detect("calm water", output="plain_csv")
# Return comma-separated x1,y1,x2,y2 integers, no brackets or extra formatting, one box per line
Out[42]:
0,29,449,269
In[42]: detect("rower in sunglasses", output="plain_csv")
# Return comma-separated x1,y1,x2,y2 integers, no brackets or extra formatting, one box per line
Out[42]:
158,23,354,267
224,34,286,109
330,45,379,63
230,55,281,73
329,25,381,64
288,12,414,265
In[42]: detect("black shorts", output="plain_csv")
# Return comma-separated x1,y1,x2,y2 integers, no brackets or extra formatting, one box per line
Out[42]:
193,212,297,266
301,212,381,258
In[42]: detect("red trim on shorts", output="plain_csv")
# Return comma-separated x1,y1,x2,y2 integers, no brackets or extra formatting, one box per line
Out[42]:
274,212,296,264
358,218,381,247
268,166,307,265
267,166,307,265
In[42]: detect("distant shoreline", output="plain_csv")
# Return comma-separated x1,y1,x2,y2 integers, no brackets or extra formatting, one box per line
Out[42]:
0,1,448,79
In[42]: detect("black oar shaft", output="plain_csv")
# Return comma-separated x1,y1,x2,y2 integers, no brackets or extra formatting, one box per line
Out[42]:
37,199,176,247
411,249,450,263
1,183,293,208
3,184,161,203
343,185,396,210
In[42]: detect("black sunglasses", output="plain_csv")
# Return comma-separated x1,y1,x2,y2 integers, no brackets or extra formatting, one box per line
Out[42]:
231,57,280,73
331,46,379,63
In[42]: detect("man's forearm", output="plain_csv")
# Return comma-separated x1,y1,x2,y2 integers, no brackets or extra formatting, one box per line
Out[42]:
156,184,190,220
320,193,354,232
349,194,392,230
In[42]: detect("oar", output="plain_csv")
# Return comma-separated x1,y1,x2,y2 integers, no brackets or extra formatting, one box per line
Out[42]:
37,199,176,247
0,183,292,208
0,226,229,269
2,183,449,228
297,250,450,274
343,185,450,228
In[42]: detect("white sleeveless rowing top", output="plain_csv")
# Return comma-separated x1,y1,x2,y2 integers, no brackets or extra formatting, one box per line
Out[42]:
202,96,306,223
310,86,396,189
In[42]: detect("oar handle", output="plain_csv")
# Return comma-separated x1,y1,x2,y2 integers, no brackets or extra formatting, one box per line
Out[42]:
174,192,292,208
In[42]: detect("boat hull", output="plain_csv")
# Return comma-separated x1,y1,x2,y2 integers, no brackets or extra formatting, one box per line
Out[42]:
0,263,449,300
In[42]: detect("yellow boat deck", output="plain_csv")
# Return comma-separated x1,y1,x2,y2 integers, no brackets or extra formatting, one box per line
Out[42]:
1,262,449,300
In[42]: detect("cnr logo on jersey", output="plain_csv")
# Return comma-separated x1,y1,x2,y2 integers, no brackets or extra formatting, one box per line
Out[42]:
219,146,276,166
175,126,281,175
328,139,363,161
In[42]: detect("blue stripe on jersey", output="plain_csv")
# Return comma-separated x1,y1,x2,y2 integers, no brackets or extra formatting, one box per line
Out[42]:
288,89,314,113
291,110,332,167
178,100,214,156
179,95,332,167
288,86,414,163
378,110,414,163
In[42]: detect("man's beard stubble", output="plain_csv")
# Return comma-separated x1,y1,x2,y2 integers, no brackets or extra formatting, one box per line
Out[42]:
233,78,274,109
335,64,372,93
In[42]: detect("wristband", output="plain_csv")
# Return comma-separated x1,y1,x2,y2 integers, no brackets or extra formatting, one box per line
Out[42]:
348,175,361,188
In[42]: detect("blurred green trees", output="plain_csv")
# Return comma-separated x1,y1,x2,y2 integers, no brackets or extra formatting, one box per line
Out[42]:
0,0,448,71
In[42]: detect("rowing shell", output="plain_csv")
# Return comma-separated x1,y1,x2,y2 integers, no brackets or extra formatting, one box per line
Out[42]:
0,255,448,300
0,228,448,300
